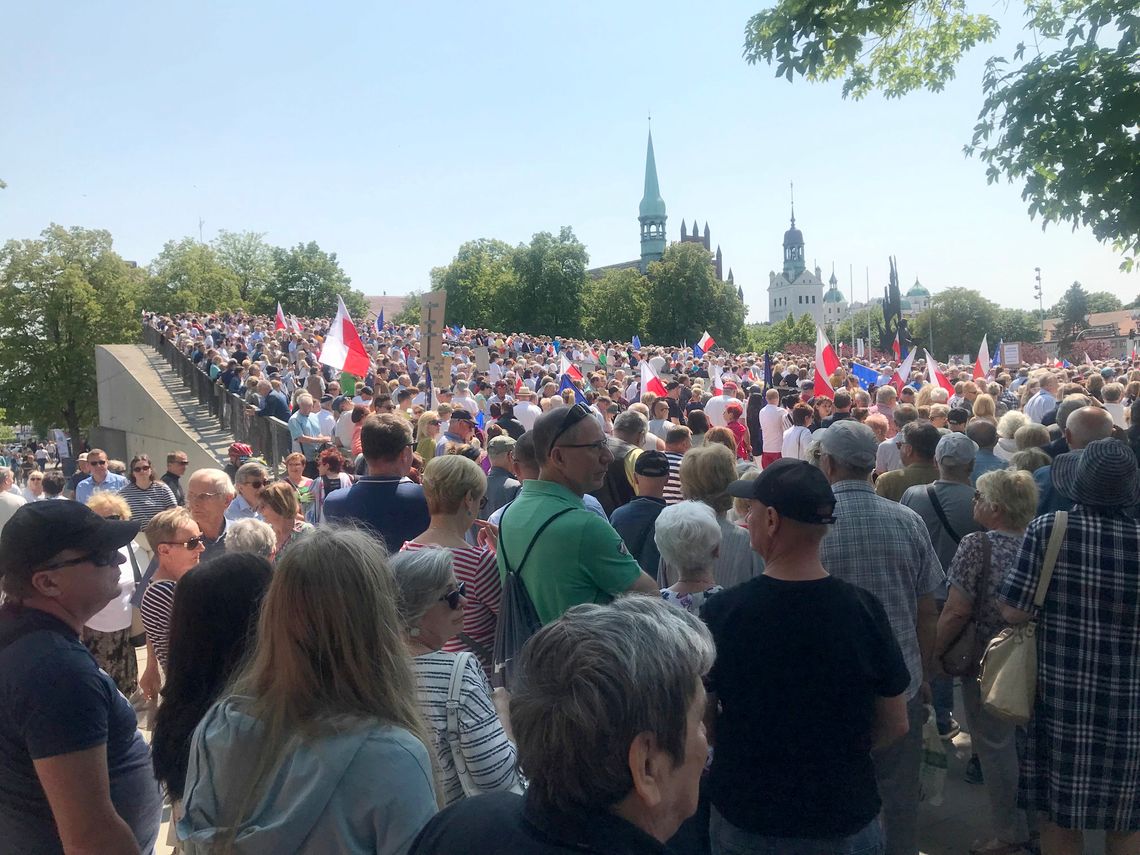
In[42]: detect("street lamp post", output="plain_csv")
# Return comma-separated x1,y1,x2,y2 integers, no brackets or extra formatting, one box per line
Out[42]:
1034,267,1045,342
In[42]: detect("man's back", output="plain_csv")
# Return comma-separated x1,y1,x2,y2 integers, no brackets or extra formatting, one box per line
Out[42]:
820,480,944,698
900,480,982,573
321,476,429,553
704,395,731,427
609,497,666,575
758,405,787,453
874,462,938,503
497,480,641,625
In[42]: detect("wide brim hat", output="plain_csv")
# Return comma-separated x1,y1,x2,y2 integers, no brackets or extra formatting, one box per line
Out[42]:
1052,439,1140,508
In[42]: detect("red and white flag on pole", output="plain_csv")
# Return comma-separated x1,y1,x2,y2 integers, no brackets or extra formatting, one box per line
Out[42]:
924,349,956,395
973,335,989,380
709,364,724,395
318,296,371,378
890,346,918,393
290,314,303,334
814,327,841,399
640,359,668,398
274,302,287,331
891,332,902,361
560,354,583,382
697,330,716,352
1084,351,1094,366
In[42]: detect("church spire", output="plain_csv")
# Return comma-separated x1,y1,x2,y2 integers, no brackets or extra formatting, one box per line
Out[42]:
638,127,667,272
782,181,806,278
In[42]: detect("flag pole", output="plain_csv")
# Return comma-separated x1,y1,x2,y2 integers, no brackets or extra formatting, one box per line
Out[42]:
865,267,871,356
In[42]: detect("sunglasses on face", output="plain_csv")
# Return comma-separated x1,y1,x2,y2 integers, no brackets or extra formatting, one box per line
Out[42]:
133,465,151,473
161,535,208,550
43,550,120,571
88,460,107,466
244,480,265,489
440,582,467,610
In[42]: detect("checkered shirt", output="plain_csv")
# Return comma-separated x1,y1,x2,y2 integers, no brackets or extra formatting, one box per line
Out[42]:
999,507,1140,827
820,480,945,699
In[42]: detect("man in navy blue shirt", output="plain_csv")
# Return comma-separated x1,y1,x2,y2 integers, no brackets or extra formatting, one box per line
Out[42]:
322,413,430,553
0,502,162,854
609,451,670,575
249,378,291,421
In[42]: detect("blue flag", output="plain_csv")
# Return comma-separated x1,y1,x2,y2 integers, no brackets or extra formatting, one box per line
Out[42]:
693,342,703,358
763,352,774,388
559,373,587,405
552,339,561,353
632,335,642,350
850,362,879,390
375,309,384,334
992,339,1003,368
475,411,485,429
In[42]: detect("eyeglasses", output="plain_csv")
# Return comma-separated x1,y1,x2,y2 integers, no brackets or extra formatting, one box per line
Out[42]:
550,403,592,449
161,535,208,550
440,582,467,610
88,460,107,466
43,550,120,571
187,491,221,502
132,465,151,472
243,480,265,489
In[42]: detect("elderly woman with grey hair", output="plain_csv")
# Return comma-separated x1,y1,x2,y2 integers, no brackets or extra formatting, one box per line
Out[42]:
389,546,520,806
224,518,277,561
409,595,715,854
224,460,268,522
656,500,724,615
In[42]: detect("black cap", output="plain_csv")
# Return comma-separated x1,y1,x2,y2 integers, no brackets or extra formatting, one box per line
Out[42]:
948,407,969,425
634,450,670,477
0,502,140,582
725,458,837,525
450,409,474,423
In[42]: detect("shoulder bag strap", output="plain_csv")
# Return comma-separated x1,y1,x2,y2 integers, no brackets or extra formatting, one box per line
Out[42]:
926,484,961,543
126,541,144,587
1033,510,1068,610
446,652,480,796
500,505,574,579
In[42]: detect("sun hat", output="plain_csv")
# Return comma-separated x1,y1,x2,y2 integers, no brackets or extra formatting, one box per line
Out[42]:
1052,438,1140,508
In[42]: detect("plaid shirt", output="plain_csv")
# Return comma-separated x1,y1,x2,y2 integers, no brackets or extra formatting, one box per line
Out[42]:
820,480,945,699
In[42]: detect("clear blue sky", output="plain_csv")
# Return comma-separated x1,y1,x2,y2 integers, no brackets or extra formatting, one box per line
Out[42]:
1,1,1133,322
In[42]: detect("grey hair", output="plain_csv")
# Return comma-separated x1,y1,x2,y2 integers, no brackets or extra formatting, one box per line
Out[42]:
189,468,236,499
226,518,277,558
235,461,269,485
613,409,648,440
511,595,714,815
389,546,455,632
654,501,722,580
0,467,12,486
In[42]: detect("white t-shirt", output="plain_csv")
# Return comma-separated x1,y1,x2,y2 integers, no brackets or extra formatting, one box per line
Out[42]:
334,410,356,449
759,404,789,454
782,425,813,460
514,401,542,431
703,395,733,427
85,542,145,633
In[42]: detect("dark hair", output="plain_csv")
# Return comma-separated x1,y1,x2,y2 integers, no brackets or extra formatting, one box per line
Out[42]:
151,552,272,800
686,409,709,435
904,421,942,460
350,404,368,424
128,453,155,485
319,447,344,473
513,431,539,467
42,470,65,497
360,413,412,461
792,402,814,426
833,390,852,409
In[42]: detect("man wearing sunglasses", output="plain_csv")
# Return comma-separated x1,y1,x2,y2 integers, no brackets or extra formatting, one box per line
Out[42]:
0,501,162,854
497,405,659,629
225,461,268,523
74,448,129,505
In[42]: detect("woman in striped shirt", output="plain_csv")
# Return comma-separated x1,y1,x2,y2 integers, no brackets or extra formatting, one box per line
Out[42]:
401,455,501,676
118,453,177,527
390,546,519,806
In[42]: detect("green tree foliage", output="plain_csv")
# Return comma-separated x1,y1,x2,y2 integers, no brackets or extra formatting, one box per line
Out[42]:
1083,290,1122,315
429,239,517,330
744,313,817,353
995,307,1042,343
262,241,366,319
834,307,882,350
910,287,1000,360
743,0,1139,269
504,227,589,337
393,293,422,325
645,242,746,350
147,238,242,314
582,268,650,344
0,225,143,443
212,230,273,304
1053,280,1090,347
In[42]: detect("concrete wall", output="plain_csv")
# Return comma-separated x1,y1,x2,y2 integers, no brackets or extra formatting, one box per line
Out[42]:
95,346,220,473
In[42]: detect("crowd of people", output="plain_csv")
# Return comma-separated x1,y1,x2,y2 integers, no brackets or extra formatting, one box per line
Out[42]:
1,306,1140,855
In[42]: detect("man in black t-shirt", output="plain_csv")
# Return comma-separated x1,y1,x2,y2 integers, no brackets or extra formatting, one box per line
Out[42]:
704,460,909,852
0,502,162,853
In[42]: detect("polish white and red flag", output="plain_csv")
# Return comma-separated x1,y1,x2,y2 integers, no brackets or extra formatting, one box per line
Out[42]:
890,346,917,393
274,302,287,331
640,359,668,398
924,349,956,395
318,296,371,378
814,327,841,399
697,330,716,352
290,315,303,334
891,332,902,361
973,335,989,380
709,364,724,395
560,354,583,382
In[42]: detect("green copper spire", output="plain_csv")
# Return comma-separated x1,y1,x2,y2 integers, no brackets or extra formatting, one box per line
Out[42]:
639,128,667,271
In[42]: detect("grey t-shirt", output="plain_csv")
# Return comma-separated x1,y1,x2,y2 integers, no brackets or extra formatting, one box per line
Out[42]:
901,480,983,583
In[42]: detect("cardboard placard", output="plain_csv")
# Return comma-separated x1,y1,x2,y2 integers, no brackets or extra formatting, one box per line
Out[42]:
420,292,448,380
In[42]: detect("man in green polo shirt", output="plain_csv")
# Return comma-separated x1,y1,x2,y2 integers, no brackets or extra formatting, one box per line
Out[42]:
496,404,659,625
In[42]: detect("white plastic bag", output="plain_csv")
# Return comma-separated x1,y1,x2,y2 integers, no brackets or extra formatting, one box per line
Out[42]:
918,704,947,806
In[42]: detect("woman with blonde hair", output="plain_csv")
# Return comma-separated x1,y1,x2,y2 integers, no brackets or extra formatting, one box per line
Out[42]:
390,547,519,806
177,527,439,853
258,481,313,555
417,410,442,462
402,455,500,676
1015,423,1050,450
972,393,997,423
678,444,763,590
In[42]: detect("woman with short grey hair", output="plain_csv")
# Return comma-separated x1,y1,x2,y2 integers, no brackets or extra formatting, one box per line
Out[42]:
389,547,520,806
410,595,715,853
225,518,277,560
656,501,724,615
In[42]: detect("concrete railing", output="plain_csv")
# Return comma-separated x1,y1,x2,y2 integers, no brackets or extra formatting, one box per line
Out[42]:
142,325,290,477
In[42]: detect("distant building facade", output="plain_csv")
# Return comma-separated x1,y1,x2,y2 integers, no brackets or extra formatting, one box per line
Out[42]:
767,202,825,325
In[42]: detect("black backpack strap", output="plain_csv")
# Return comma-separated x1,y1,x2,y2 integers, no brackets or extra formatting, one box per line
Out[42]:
500,504,575,579
926,484,961,544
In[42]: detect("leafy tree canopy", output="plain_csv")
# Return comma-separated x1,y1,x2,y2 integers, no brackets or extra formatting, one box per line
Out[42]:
212,230,274,304
506,227,589,338
262,241,366,319
582,268,651,344
646,242,746,350
147,237,242,315
430,238,517,331
0,225,143,442
743,0,1140,269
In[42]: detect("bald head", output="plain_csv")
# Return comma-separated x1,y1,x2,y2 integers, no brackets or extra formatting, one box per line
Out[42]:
1065,406,1114,449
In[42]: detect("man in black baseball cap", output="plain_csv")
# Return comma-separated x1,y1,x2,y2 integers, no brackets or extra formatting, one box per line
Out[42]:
726,457,838,534
0,501,162,852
